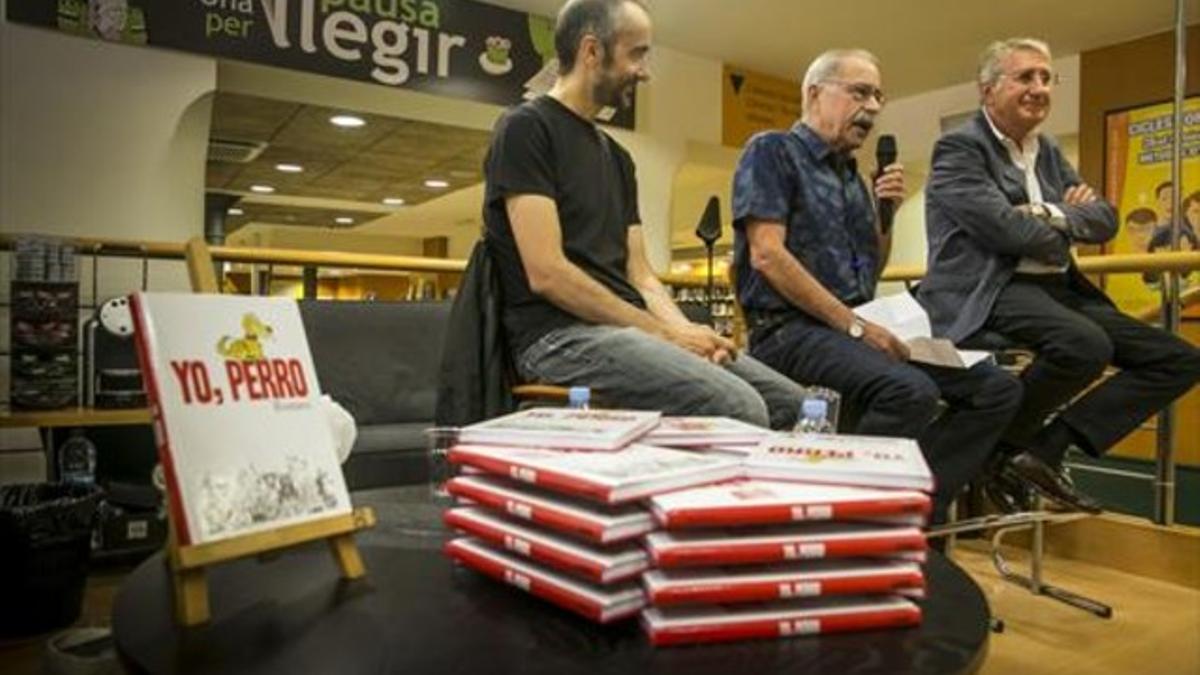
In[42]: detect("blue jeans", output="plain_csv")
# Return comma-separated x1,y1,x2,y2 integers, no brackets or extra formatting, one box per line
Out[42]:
751,317,1023,524
516,324,805,430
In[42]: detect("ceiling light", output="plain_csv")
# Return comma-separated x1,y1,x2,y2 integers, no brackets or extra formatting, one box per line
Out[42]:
249,184,275,194
275,163,304,173
329,115,365,128
424,179,450,189
227,207,244,216
382,197,406,206
335,217,354,225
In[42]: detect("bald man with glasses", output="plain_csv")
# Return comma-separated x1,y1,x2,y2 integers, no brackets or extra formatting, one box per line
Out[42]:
919,38,1200,513
731,48,1025,526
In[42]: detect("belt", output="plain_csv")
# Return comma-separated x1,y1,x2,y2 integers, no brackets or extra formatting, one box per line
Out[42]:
744,309,799,345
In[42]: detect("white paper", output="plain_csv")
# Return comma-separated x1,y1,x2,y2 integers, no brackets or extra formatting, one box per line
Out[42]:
853,293,991,369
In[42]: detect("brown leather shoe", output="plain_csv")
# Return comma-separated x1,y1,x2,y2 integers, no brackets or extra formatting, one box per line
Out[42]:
1007,452,1103,514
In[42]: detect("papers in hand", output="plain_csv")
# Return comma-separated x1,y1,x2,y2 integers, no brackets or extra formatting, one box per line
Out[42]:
852,292,991,369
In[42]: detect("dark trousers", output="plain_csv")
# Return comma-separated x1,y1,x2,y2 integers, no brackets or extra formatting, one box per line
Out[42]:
966,274,1200,462
751,317,1023,525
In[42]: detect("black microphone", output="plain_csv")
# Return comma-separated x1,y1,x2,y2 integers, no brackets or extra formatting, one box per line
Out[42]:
875,134,898,234
695,196,722,246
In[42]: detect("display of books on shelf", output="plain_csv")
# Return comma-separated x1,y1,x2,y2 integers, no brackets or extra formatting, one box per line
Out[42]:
641,416,771,448
743,433,934,492
129,292,350,546
445,537,647,623
641,559,925,606
444,507,651,584
648,479,931,529
640,595,922,646
643,523,927,567
445,475,657,544
458,407,662,451
448,443,741,504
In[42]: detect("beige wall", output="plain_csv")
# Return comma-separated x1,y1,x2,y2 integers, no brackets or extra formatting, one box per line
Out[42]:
0,16,217,297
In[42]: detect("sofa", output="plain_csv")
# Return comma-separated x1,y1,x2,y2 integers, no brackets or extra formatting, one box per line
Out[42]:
299,299,452,490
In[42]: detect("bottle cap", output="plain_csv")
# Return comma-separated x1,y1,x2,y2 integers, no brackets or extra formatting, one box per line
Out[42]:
568,386,591,406
801,398,828,419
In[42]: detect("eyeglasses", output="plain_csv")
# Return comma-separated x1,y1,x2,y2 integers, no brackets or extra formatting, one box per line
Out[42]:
822,80,886,105
1000,68,1059,88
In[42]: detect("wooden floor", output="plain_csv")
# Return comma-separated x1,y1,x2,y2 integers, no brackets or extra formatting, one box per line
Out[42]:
953,543,1200,675
1,546,1196,675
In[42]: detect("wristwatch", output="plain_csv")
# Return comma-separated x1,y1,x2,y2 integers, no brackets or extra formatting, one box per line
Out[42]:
847,316,866,339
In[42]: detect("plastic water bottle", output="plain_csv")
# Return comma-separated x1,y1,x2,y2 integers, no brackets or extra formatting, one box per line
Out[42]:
568,386,591,410
793,397,835,434
58,430,97,485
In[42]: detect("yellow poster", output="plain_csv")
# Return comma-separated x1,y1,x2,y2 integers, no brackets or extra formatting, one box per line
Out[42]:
1104,98,1200,315
721,65,802,148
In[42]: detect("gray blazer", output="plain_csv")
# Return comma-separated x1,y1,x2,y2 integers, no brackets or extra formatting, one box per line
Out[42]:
918,111,1118,342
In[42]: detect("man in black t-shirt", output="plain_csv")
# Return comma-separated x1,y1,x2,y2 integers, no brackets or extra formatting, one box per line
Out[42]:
482,0,803,428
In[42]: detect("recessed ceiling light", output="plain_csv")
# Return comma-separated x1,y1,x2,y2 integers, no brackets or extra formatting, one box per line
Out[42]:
275,163,304,173
227,207,244,216
424,179,450,189
329,115,365,128
382,197,406,206
335,216,354,225
249,184,275,194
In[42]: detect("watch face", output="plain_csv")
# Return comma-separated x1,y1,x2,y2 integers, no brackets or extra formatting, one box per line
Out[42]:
849,319,864,338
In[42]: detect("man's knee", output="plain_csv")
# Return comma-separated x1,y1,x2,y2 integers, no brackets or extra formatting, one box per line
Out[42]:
717,389,771,428
872,370,941,420
975,368,1023,415
1043,325,1113,378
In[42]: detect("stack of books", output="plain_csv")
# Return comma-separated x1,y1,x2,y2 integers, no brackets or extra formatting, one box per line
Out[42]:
442,410,935,647
640,477,930,646
442,408,742,624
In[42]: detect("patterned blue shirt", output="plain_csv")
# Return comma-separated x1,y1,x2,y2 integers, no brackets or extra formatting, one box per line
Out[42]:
732,123,879,314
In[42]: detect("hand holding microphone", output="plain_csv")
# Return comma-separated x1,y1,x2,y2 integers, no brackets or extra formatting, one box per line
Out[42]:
873,135,904,235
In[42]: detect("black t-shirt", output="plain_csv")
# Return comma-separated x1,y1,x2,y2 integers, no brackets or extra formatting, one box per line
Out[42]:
483,96,646,355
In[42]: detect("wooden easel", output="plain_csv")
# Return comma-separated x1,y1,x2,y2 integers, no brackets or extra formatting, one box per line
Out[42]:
162,237,377,626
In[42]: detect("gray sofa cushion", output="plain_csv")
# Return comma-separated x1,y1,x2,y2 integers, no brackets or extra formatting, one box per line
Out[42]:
299,300,451,428
352,422,430,456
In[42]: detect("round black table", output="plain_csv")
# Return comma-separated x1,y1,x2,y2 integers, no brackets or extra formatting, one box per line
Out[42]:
113,487,989,675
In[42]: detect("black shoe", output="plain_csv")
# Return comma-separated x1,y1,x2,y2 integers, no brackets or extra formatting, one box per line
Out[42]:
982,467,1034,514
1008,452,1103,514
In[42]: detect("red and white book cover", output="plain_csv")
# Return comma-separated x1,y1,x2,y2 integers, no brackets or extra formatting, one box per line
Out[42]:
641,416,771,448
643,523,927,568
640,595,922,646
445,537,646,623
129,293,350,546
448,443,741,504
648,479,930,529
641,559,925,606
445,474,656,544
444,507,651,584
744,433,934,492
458,407,661,451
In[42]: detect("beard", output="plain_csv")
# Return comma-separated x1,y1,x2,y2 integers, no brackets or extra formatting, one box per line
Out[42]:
592,71,638,110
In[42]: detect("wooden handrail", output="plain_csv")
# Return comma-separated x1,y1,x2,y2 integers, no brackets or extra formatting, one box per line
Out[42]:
3,233,1197,284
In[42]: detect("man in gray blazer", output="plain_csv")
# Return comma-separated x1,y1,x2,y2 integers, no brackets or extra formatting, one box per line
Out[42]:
920,38,1200,511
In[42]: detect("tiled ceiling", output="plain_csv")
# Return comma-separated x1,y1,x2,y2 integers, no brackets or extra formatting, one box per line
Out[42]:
207,92,492,233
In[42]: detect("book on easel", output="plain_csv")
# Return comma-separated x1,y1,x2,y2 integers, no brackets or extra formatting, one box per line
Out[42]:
648,479,931,529
129,292,372,626
458,407,662,451
445,474,656,544
130,292,352,546
448,443,741,504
